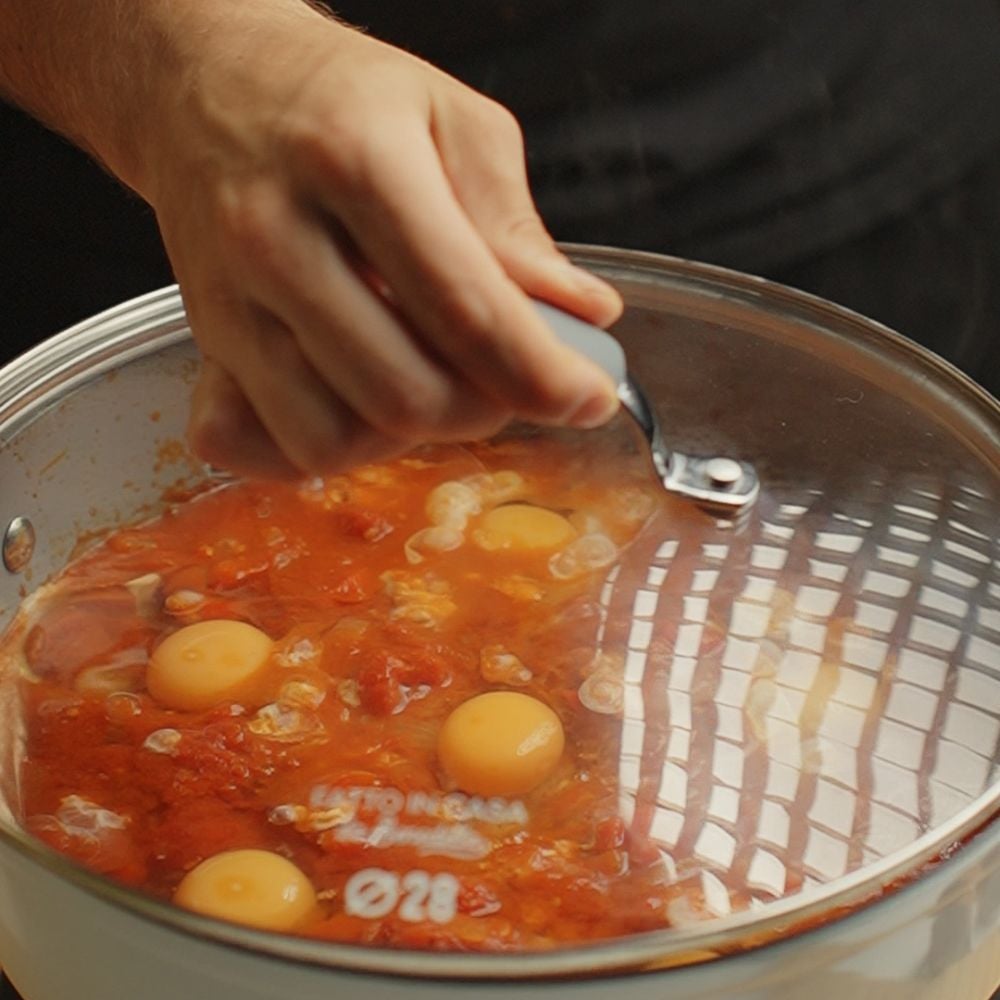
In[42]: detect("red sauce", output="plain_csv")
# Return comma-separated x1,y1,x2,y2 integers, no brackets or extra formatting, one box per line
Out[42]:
10,438,734,950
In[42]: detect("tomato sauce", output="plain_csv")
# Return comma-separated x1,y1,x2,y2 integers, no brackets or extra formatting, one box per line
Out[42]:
6,435,741,950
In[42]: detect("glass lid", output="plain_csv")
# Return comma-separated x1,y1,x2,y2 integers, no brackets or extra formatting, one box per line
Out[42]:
582,248,1000,917
0,252,998,973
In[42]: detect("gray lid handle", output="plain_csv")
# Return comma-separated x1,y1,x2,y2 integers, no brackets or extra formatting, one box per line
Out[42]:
532,300,760,514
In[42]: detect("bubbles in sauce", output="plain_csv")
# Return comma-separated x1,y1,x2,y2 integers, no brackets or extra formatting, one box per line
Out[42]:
4,439,707,951
7,435,961,953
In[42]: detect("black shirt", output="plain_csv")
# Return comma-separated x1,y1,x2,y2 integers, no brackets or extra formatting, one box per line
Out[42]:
333,0,1000,272
4,0,1000,360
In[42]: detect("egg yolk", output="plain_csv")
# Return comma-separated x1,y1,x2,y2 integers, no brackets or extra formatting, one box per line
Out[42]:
437,691,565,796
473,504,576,552
147,619,273,711
174,849,317,931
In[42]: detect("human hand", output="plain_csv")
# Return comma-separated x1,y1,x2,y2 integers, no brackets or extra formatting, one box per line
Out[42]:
138,2,622,478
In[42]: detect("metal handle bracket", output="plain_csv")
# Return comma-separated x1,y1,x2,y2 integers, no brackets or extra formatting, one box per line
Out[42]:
534,301,760,514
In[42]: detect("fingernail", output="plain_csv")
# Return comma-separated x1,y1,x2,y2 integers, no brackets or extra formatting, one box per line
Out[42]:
568,388,620,429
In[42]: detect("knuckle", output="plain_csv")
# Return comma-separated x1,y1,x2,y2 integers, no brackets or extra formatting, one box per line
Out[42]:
480,99,524,149
283,401,381,477
217,184,287,278
288,110,398,197
439,286,505,347
289,117,358,187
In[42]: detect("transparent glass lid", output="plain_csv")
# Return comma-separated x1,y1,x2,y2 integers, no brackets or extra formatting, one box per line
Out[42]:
577,248,1000,921
2,255,999,968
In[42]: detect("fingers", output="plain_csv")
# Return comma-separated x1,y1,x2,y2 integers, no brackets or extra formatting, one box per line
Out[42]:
290,275,515,444
431,94,624,329
306,118,620,430
188,359,301,480
187,300,410,478
217,184,513,444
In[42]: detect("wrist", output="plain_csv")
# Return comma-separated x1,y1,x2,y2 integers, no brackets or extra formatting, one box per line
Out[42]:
127,0,349,201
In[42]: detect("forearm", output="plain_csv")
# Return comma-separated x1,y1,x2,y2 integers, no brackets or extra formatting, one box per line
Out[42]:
0,0,332,194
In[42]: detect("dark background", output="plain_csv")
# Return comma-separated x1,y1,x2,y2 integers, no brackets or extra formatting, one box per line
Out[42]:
3,1,1000,396
0,106,172,360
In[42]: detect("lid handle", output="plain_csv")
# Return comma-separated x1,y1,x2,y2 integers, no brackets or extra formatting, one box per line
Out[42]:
533,301,760,513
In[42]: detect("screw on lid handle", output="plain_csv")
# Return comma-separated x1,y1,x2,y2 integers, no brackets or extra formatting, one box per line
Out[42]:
532,300,760,513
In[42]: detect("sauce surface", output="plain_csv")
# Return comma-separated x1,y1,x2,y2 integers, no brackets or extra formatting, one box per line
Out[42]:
9,436,727,950
5,419,995,957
